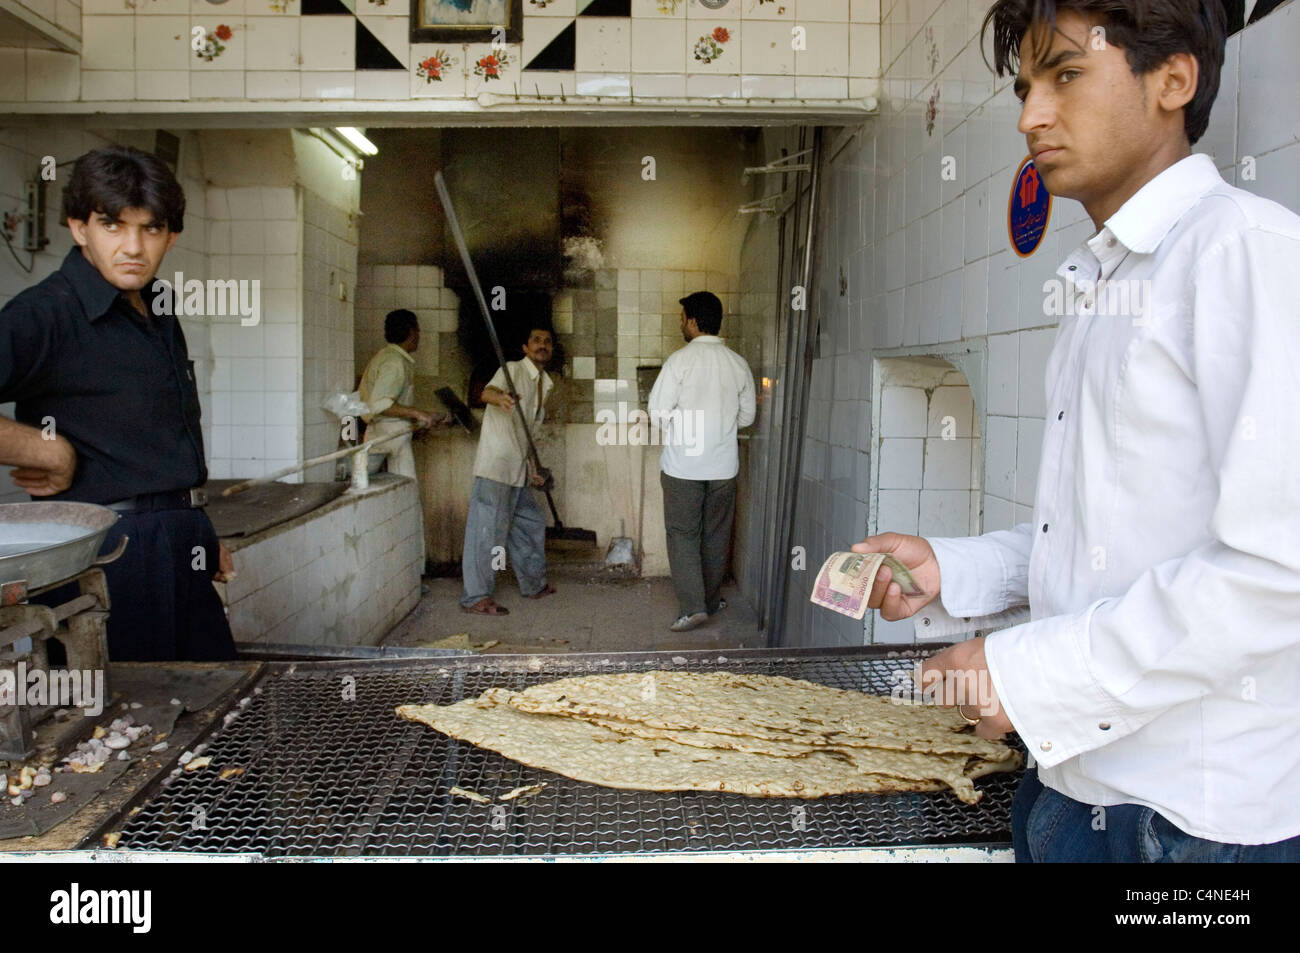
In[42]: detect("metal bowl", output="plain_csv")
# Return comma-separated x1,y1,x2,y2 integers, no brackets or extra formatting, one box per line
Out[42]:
0,502,124,590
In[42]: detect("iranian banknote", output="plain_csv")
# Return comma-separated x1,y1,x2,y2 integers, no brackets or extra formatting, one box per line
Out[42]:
810,551,924,620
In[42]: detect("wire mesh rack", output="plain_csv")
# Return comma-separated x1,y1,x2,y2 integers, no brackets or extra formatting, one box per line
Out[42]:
103,647,1022,857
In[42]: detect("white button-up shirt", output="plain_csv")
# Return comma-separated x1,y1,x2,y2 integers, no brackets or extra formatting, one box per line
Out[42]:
473,357,552,487
926,153,1300,844
358,343,415,423
647,335,756,481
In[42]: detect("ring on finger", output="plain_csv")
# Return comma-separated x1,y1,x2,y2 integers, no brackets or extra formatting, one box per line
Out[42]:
958,704,981,726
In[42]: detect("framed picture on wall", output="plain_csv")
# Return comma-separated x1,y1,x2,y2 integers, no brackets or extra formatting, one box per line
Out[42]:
410,0,523,44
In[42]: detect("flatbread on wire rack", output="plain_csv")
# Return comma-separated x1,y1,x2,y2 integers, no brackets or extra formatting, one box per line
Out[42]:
506,672,1010,757
397,671,1021,804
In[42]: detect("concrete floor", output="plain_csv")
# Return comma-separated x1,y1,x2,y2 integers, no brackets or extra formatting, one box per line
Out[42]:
383,555,763,654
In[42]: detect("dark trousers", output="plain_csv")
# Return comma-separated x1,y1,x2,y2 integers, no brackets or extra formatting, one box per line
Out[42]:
1011,766,1300,862
660,471,736,617
38,508,235,662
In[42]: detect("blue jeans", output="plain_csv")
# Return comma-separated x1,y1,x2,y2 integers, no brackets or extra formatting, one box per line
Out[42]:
459,477,548,606
1011,767,1300,862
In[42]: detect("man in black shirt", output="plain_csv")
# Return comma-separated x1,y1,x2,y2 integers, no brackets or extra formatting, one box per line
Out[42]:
0,145,235,661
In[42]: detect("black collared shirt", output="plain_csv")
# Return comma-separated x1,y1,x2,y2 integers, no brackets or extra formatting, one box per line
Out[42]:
0,245,206,504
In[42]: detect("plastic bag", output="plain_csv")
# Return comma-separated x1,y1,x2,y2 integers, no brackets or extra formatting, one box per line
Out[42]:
322,390,371,420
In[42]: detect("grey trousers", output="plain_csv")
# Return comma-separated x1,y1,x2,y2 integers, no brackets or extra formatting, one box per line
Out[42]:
460,476,548,607
660,471,736,617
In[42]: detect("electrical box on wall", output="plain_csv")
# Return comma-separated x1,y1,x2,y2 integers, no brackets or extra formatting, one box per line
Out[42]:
23,180,48,253
154,130,180,171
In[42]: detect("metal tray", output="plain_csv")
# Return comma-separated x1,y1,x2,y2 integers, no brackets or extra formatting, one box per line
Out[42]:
0,502,124,591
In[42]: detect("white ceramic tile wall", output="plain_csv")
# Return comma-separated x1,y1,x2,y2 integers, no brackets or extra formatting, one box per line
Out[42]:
222,477,422,646
612,268,735,377
46,0,883,106
206,184,303,481
779,0,1300,648
301,189,358,480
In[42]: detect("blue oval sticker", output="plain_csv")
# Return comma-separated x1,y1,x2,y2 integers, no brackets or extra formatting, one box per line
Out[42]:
1007,156,1052,257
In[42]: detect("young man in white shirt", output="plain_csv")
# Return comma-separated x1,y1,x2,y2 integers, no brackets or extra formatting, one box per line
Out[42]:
460,326,556,616
648,291,756,632
856,0,1300,860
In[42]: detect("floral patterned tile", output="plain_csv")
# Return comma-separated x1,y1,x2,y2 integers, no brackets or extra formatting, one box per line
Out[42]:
189,18,245,70
464,42,522,95
237,0,299,13
688,24,734,73
739,0,791,19
631,0,685,14
410,48,467,97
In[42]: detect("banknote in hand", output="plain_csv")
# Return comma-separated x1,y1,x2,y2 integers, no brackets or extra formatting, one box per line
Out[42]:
810,551,924,620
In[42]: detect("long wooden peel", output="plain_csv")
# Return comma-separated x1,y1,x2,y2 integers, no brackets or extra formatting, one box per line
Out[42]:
220,424,416,496
433,171,597,546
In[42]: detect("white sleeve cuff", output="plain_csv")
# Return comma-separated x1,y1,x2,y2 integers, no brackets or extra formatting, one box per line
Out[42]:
911,600,1032,642
983,602,1136,768
925,535,1024,617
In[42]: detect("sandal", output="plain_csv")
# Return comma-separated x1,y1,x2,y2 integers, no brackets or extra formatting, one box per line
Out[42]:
461,598,509,615
524,583,556,600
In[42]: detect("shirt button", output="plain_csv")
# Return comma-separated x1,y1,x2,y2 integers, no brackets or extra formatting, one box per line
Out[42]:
1040,741,1053,752
1068,265,1077,271
1041,523,1049,533
1106,238,1116,247
1057,411,1064,420
921,617,930,627
1098,722,1111,731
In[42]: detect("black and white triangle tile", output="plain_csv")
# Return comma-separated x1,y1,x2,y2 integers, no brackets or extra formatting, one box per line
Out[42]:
524,0,631,72
302,0,408,70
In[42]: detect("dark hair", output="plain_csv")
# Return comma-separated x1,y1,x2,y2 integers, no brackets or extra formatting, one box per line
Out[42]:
384,309,419,343
62,145,186,233
680,291,723,335
981,0,1226,145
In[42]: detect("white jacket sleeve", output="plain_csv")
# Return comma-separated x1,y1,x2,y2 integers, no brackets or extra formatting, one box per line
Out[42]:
983,226,1300,768
647,358,680,424
925,523,1035,617
737,360,756,429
